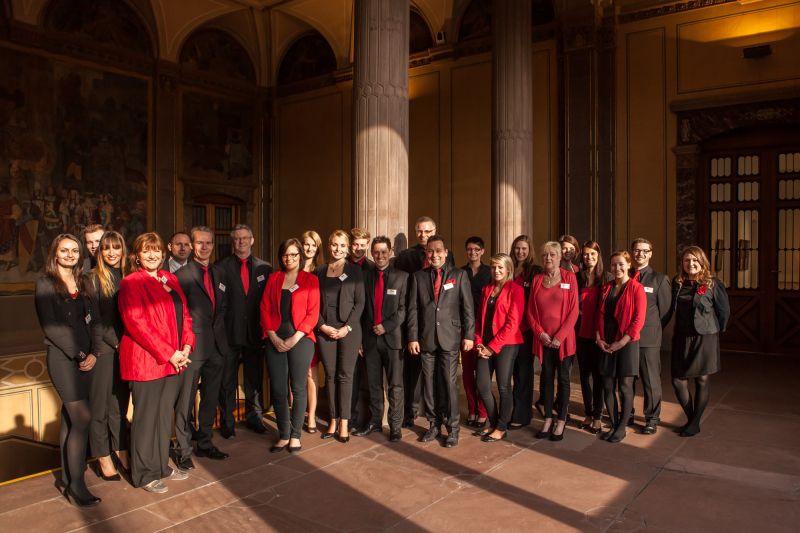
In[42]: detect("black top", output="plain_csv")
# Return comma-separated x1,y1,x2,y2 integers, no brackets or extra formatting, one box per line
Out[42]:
169,289,184,346
89,268,123,353
277,289,296,338
323,276,343,325
34,276,93,359
604,283,626,342
482,295,498,344
676,282,698,336
463,263,492,310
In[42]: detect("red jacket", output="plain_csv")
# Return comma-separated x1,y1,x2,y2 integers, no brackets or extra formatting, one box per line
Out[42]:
118,269,195,382
596,278,647,343
260,270,320,342
474,281,524,354
527,268,579,360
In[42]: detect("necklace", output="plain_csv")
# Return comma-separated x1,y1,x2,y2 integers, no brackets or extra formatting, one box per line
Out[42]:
542,272,560,288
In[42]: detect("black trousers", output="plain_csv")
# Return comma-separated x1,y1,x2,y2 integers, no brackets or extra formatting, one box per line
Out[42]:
634,346,662,424
174,350,224,457
221,343,265,430
403,350,423,421
89,348,129,456
364,335,405,430
318,328,361,421
266,338,314,440
576,337,603,419
350,354,371,427
510,331,534,425
476,345,519,432
421,349,460,430
130,373,180,487
541,348,573,421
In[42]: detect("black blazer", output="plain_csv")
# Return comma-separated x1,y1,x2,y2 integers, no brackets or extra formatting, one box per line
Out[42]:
216,254,272,347
394,244,455,274
351,256,376,272
362,266,408,350
176,260,231,360
407,266,475,352
315,262,365,331
462,263,492,310
34,275,93,360
88,269,123,356
631,266,672,347
667,277,730,336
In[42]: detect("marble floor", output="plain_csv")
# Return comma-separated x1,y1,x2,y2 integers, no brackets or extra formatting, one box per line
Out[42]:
1,352,799,532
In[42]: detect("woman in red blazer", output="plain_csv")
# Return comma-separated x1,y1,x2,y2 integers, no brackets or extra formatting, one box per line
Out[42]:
260,237,320,454
595,250,647,443
527,241,579,441
118,232,194,493
474,253,524,442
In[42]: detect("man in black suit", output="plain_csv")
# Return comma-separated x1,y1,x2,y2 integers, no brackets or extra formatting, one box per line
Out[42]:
394,216,454,428
407,235,474,448
630,238,672,435
216,224,272,436
174,226,230,467
353,236,408,442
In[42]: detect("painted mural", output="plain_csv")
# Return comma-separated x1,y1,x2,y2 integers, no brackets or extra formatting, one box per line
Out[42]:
0,46,149,292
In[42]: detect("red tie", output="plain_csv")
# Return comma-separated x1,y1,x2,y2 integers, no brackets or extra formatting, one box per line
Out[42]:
201,266,216,310
374,270,384,326
240,258,250,295
633,270,641,281
423,257,430,269
433,268,442,304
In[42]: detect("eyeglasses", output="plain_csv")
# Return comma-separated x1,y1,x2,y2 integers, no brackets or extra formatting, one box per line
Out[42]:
282,253,300,259
633,249,652,255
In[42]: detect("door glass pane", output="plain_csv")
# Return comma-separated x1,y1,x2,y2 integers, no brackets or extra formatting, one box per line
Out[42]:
736,210,758,289
710,210,731,288
778,208,800,290
192,206,206,227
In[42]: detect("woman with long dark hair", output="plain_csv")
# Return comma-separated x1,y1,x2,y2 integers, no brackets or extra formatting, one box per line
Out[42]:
34,234,99,506
559,234,581,274
666,246,729,437
88,231,130,480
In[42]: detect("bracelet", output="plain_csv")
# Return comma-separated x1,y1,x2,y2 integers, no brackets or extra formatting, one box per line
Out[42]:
75,351,88,363
346,324,352,332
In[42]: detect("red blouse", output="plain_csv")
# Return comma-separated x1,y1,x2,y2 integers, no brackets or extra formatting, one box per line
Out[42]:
578,284,602,339
527,268,579,361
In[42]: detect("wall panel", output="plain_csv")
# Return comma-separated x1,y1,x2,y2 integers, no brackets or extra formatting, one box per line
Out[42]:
409,71,441,246
532,45,557,250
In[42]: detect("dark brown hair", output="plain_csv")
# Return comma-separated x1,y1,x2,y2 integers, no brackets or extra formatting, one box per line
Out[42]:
45,234,85,296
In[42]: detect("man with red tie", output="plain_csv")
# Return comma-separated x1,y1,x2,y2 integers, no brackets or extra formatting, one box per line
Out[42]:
353,236,408,442
174,226,230,467
216,224,272,437
407,235,474,448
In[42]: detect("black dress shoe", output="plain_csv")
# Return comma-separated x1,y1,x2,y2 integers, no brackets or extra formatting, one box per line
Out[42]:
444,430,459,448
641,423,657,435
176,456,195,471
481,431,507,442
65,488,101,508
245,422,267,434
353,423,382,437
535,428,551,439
196,446,229,460
420,424,440,442
270,443,287,453
549,430,565,442
627,417,636,427
288,444,302,453
219,427,236,439
389,429,402,442
94,464,121,482
335,433,350,443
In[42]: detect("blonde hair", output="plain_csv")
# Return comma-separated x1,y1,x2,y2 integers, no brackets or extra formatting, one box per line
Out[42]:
328,229,350,256
541,241,562,259
93,231,127,297
489,253,514,284
301,230,324,271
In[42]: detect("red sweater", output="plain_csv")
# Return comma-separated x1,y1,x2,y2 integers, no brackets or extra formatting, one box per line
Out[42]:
474,282,524,354
578,284,602,339
260,270,320,342
119,270,195,382
595,279,647,343
527,268,579,360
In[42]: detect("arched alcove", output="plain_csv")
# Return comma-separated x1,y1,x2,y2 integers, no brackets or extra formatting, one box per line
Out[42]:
277,31,336,86
179,28,256,84
457,0,491,42
410,9,433,54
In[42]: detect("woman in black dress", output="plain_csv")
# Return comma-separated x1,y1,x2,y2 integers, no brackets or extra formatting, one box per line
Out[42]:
595,251,647,443
88,231,130,480
667,246,729,437
34,234,99,507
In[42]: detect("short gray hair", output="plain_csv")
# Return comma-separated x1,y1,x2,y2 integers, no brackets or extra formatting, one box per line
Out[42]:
230,224,253,238
190,226,214,243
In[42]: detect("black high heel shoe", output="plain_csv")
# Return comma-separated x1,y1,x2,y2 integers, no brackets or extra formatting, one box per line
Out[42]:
94,462,121,482
65,487,101,508
481,431,507,442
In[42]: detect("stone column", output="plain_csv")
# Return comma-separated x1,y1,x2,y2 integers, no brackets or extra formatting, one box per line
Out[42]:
493,0,533,252
353,0,409,250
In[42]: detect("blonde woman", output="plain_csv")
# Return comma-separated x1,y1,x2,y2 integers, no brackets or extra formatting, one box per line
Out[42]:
301,230,324,432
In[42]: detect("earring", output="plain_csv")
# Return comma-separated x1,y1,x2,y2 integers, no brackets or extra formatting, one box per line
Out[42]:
135,258,141,265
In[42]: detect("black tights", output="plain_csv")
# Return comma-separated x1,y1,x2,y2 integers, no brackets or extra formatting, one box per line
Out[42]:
672,375,710,435
603,376,634,438
59,400,93,498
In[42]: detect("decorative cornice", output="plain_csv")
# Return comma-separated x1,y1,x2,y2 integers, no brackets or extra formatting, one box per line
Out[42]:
618,0,739,24
178,67,260,98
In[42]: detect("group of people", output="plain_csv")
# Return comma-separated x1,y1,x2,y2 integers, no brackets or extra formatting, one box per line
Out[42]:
34,216,730,508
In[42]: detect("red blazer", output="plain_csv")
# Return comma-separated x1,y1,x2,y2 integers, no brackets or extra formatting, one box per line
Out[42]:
596,278,647,343
474,281,524,354
118,269,195,382
527,268,579,361
260,270,320,342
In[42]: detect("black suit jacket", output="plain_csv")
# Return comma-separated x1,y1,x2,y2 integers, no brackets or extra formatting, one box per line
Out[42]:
176,260,231,360
315,262,365,331
667,277,730,335
407,266,475,352
362,266,408,350
34,275,94,359
462,263,492,310
351,257,375,272
631,266,672,347
394,244,455,274
87,268,123,356
216,254,272,347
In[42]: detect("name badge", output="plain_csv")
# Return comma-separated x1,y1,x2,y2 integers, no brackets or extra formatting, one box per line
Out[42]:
339,273,348,281
560,283,570,289
644,286,654,294
85,313,91,325
218,283,226,292
257,275,265,283
443,282,455,291
289,284,300,293
386,289,397,295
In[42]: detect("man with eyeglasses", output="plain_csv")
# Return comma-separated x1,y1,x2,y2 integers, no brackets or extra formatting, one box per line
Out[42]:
216,224,273,437
629,238,671,435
